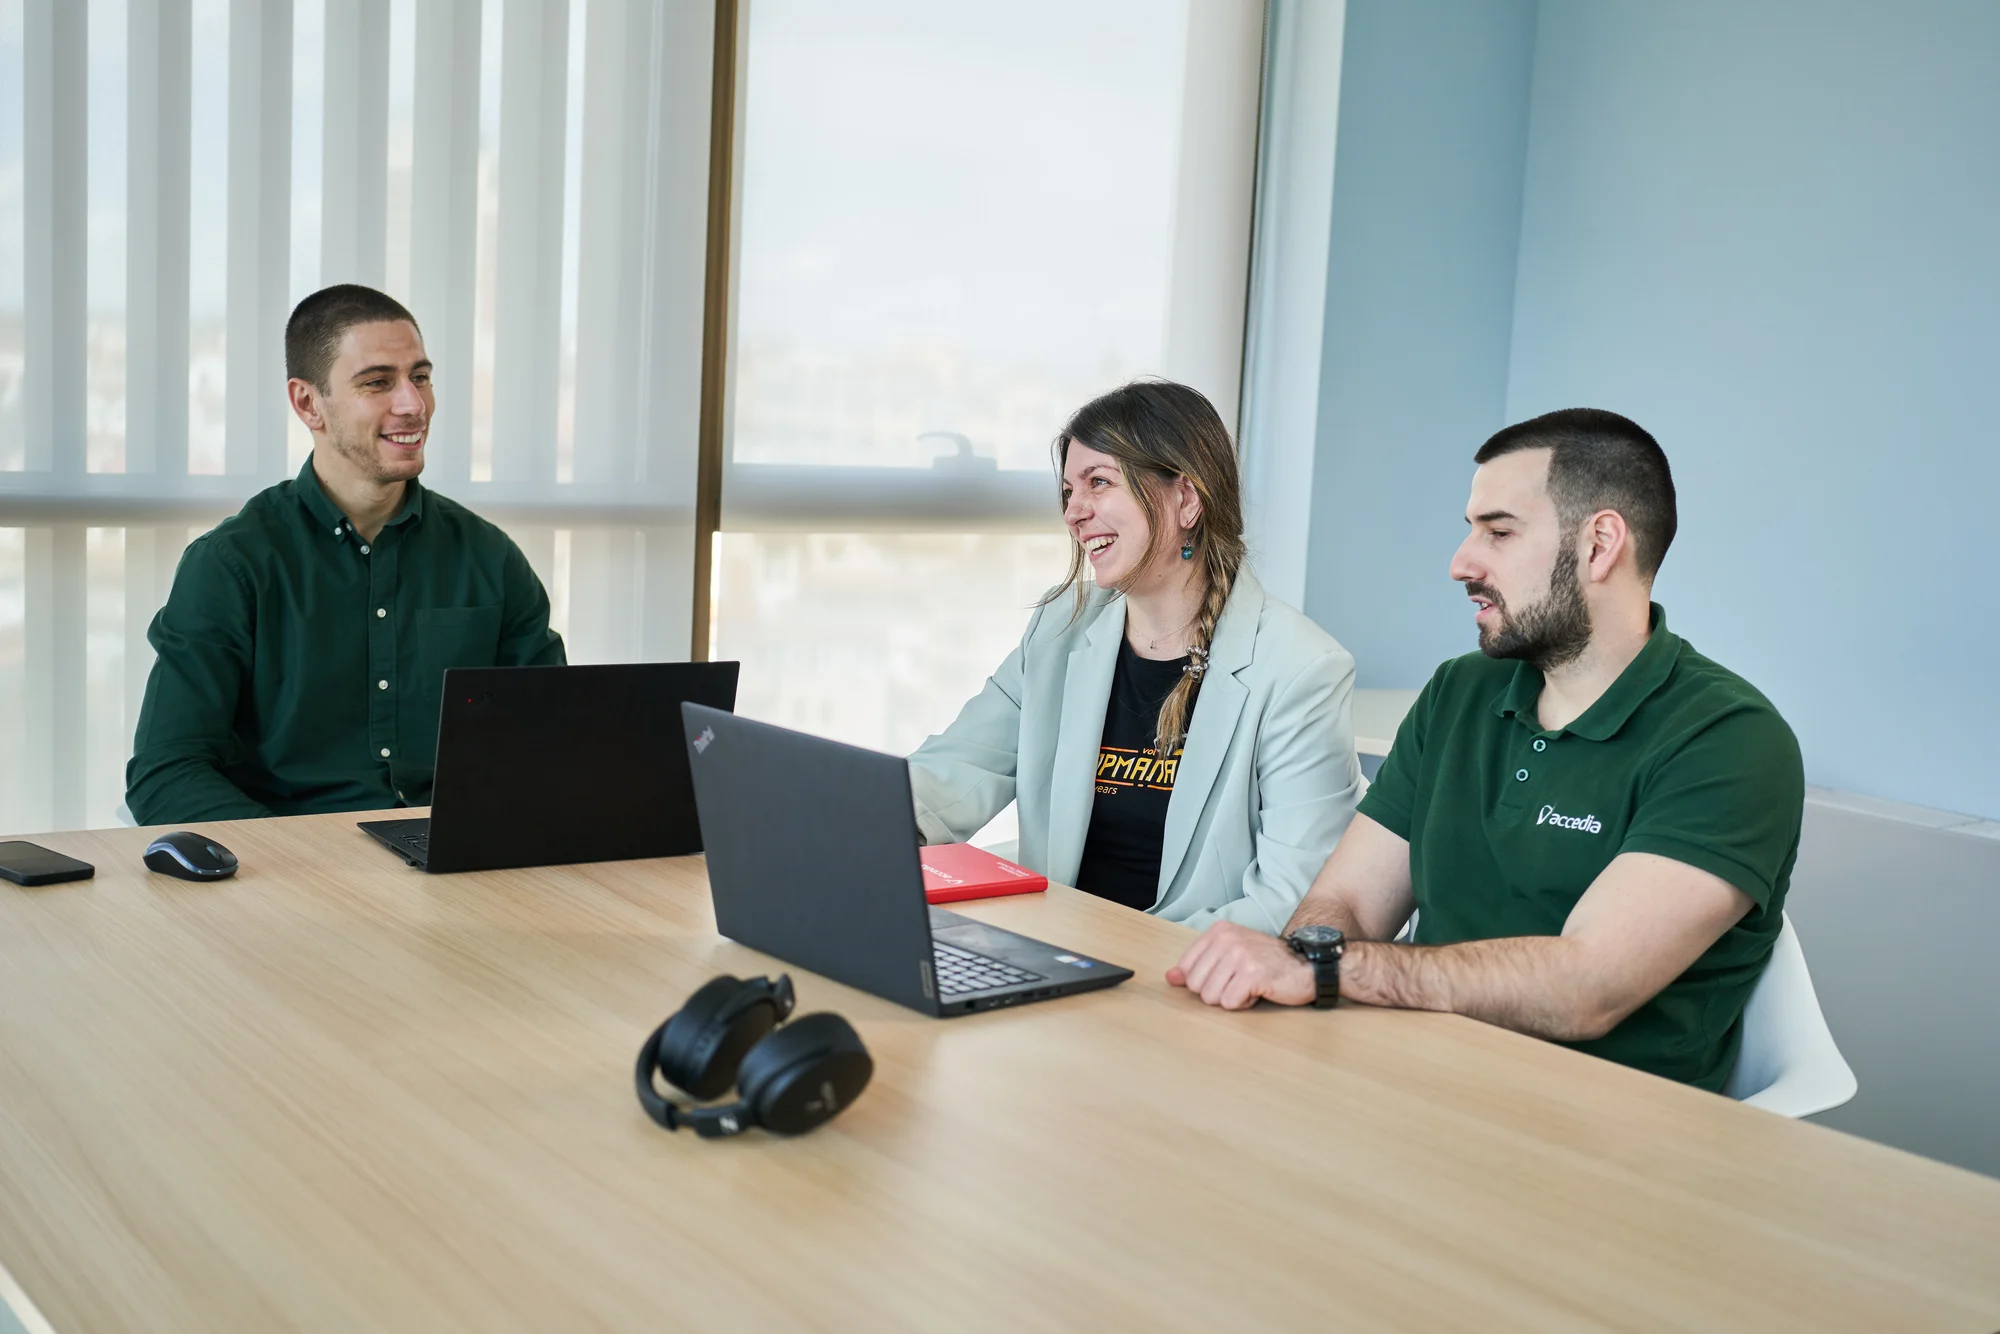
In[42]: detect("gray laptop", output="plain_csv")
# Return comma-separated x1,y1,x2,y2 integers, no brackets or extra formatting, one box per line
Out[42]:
681,703,1133,1017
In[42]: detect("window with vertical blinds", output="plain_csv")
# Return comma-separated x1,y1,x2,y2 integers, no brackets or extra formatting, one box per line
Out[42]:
0,0,713,834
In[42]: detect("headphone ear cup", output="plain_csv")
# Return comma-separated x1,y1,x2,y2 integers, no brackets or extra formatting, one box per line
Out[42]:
735,1012,874,1136
657,976,780,1101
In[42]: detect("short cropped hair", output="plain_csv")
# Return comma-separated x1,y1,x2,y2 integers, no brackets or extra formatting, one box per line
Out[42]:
285,284,421,393
1475,408,1678,578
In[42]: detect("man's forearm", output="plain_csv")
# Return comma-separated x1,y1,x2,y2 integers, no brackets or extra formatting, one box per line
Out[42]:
1340,937,1618,1043
1282,889,1371,938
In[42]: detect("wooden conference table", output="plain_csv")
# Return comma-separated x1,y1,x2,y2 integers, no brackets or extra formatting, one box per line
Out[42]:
2,815,1998,1333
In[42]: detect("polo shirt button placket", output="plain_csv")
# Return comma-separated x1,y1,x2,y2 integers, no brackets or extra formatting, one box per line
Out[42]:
1515,768,1529,782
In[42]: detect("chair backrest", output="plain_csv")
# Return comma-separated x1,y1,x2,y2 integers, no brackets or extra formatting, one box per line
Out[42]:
1724,911,1857,1118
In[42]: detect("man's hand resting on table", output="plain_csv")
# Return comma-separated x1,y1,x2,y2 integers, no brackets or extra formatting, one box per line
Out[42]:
1165,922,1316,1010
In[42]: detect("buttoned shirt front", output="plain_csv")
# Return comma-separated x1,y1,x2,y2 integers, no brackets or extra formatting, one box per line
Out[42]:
127,456,565,822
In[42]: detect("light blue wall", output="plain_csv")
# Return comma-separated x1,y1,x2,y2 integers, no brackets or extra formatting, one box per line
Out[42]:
1506,1,2000,819
1301,0,1538,687
1306,0,2000,818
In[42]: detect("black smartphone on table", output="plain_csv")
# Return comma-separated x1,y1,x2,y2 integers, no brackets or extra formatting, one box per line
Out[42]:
0,841,96,886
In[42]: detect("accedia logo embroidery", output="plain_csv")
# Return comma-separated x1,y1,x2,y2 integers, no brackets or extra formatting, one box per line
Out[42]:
1537,804,1603,834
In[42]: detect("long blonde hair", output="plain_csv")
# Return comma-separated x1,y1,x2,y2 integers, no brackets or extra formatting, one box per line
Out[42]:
1040,380,1247,754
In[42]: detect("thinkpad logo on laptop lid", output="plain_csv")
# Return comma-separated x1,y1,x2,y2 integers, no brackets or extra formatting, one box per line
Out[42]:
692,726,715,754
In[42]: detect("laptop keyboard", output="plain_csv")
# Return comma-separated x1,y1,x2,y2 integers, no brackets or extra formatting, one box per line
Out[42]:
402,832,431,852
932,941,1045,996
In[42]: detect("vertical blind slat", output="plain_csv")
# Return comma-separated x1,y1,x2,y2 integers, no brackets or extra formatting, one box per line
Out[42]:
636,0,711,495
411,0,483,488
22,0,87,475
490,0,568,485
320,0,391,287
24,526,87,827
127,0,194,478
571,0,644,486
227,0,294,477
564,527,638,662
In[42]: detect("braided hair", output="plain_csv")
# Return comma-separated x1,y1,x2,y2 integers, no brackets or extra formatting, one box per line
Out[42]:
1039,380,1247,754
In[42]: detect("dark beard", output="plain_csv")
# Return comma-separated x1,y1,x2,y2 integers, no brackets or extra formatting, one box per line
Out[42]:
1471,540,1591,672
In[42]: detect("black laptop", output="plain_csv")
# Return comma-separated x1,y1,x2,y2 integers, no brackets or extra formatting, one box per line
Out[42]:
681,702,1133,1017
360,661,739,873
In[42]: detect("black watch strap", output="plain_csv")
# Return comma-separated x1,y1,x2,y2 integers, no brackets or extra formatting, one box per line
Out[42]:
1287,932,1342,1009
1308,951,1340,1009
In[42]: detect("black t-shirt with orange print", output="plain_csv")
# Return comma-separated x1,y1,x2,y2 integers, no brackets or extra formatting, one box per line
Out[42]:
1074,638,1201,912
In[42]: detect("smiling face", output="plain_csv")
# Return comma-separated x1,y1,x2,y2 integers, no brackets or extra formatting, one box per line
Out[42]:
1449,447,1592,670
1061,440,1186,590
292,320,434,485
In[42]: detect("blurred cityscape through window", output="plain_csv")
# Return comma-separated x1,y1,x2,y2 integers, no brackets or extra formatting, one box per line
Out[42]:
715,0,1196,852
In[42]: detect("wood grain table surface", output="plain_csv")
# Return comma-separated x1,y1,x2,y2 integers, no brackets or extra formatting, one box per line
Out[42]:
2,812,1997,1333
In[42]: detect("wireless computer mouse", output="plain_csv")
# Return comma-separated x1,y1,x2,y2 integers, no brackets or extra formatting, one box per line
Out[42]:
143,830,239,880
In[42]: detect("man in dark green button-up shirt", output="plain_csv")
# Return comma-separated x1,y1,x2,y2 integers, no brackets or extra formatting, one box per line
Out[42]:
127,285,565,823
1169,409,1804,1093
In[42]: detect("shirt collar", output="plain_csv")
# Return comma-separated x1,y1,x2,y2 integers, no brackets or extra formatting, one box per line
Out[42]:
1490,603,1680,741
295,453,426,536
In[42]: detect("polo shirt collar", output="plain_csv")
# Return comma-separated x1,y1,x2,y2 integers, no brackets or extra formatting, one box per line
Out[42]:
296,453,427,535
1490,603,1680,741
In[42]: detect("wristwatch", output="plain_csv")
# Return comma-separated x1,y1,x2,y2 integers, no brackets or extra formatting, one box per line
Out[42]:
1286,925,1345,1009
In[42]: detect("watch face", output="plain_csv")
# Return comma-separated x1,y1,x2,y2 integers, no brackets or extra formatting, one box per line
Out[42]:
1290,925,1344,948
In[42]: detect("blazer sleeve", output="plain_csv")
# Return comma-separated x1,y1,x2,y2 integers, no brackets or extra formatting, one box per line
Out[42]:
904,603,1049,845
1177,645,1363,934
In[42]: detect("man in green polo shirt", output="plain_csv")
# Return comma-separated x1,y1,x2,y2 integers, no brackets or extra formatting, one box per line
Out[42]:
126,284,565,824
1168,408,1803,1092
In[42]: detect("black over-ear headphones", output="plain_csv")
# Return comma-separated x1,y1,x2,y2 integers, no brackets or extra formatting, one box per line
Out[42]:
633,973,874,1138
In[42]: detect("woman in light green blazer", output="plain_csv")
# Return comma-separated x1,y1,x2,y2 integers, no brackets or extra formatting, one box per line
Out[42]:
908,381,1362,933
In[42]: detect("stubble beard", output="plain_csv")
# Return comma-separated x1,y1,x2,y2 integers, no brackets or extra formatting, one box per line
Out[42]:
326,405,424,487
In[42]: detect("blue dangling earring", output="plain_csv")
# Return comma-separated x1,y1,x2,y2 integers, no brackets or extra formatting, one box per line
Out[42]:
1180,542,1195,561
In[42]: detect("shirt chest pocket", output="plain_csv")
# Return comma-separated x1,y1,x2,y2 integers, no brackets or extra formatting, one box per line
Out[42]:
415,605,503,679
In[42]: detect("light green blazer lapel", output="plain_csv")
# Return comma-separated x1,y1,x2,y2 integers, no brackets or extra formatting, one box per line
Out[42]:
1045,594,1124,885
1156,571,1265,897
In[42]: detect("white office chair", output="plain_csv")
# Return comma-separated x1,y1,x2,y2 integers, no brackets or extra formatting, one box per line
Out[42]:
1723,911,1857,1118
